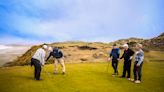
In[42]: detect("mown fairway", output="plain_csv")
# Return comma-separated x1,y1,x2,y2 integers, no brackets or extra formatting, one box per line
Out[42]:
0,61,164,92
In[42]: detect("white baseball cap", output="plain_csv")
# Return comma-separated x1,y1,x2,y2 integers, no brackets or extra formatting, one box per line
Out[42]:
123,44,129,48
42,45,48,49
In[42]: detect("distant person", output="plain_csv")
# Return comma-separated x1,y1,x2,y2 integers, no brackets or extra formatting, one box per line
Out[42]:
119,44,134,80
108,44,120,76
132,44,144,84
46,47,66,75
31,45,48,80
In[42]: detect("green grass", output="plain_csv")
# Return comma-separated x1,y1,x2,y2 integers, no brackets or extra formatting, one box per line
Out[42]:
0,62,164,92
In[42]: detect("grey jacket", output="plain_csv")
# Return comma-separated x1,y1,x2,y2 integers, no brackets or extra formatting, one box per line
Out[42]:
135,49,144,65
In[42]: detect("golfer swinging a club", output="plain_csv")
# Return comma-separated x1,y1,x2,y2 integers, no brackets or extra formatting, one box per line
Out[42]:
46,46,66,75
31,45,48,80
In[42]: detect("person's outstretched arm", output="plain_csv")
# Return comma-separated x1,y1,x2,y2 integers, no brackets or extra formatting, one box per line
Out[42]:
46,52,52,62
40,50,46,66
130,49,135,56
60,51,64,58
110,49,113,58
120,51,125,59
117,49,120,58
137,51,144,66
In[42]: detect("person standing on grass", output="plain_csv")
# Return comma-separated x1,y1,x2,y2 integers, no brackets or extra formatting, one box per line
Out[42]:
119,44,134,80
31,45,48,80
132,44,144,84
46,47,66,75
108,44,120,76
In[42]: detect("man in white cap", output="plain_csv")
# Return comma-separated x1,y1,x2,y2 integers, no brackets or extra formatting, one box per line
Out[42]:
119,43,134,80
31,45,48,80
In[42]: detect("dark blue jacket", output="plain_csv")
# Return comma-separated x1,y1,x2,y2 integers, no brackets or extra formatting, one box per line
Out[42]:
46,48,63,61
110,48,120,59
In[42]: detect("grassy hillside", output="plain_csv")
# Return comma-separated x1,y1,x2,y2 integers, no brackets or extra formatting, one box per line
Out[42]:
5,33,164,67
5,42,111,66
109,37,144,47
4,45,41,66
0,62,164,92
110,32,164,51
142,33,164,51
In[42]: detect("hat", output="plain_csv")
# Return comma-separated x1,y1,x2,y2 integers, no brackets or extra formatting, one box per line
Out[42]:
123,44,128,48
42,45,48,49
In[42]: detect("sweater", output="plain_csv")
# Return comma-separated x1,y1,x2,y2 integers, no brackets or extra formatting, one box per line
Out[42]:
32,48,46,65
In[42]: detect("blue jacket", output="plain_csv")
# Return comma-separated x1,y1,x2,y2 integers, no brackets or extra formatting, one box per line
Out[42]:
46,48,63,61
110,48,120,59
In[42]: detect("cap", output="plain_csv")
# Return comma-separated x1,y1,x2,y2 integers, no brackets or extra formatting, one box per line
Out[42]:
123,44,128,48
42,45,48,49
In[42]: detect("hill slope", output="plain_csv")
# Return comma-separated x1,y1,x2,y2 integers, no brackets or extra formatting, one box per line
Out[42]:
5,42,111,66
142,33,164,50
5,33,164,66
110,32,164,51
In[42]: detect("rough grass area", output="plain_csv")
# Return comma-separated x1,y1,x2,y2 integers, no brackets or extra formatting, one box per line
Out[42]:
0,62,164,92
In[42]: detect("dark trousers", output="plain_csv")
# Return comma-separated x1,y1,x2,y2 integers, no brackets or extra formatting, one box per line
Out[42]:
122,60,131,78
112,59,118,74
133,61,143,81
31,58,41,80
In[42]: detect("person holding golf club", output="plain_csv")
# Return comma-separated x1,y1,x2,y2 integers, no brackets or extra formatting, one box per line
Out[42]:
119,43,134,80
46,46,66,75
108,44,120,76
132,43,144,84
31,45,48,80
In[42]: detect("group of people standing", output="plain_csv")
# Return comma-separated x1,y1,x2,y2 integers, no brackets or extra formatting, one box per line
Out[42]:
108,43,144,84
30,43,144,84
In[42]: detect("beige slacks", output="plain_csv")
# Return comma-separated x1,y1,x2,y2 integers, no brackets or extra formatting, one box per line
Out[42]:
54,58,66,73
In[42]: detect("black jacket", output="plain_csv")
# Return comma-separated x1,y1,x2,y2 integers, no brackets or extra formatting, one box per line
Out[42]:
120,48,134,61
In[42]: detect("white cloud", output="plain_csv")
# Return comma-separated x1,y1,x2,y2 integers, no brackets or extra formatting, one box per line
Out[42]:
1,0,162,44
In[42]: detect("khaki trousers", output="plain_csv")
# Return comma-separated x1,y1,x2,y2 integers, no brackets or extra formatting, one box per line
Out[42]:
54,58,65,73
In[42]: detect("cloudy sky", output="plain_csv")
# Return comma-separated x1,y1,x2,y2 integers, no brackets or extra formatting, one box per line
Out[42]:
0,0,164,44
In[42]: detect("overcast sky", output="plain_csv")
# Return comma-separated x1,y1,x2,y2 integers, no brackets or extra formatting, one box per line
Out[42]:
0,0,164,45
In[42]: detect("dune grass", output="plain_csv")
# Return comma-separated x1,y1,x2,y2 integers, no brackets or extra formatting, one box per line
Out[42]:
0,62,164,92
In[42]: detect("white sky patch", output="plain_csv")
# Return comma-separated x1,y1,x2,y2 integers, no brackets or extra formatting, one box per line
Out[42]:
0,36,44,45
0,45,13,50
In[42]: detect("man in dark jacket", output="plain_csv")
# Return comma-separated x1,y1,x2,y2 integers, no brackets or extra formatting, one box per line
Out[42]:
109,44,120,76
46,47,65,74
119,44,134,80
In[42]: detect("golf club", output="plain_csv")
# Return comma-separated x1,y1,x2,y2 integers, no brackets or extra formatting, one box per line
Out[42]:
42,66,52,78
106,57,111,72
